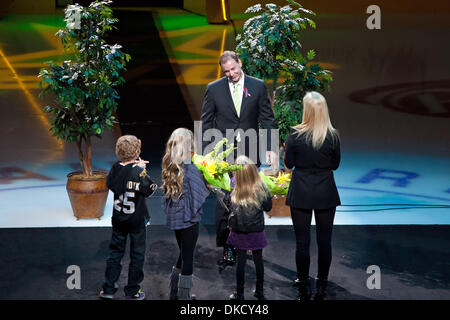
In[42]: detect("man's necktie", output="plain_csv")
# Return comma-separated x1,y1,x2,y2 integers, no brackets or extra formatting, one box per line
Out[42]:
232,83,241,117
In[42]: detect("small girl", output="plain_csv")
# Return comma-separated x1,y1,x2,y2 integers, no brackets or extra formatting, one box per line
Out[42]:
227,155,272,300
161,128,210,300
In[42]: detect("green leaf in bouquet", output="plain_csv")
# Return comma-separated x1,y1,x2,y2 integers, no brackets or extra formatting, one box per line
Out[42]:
217,164,242,175
259,172,289,196
215,144,236,161
192,153,233,191
198,164,231,191
208,138,227,158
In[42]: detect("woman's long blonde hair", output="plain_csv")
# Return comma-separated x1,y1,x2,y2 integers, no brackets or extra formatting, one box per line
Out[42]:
293,91,339,149
231,156,269,211
161,128,194,200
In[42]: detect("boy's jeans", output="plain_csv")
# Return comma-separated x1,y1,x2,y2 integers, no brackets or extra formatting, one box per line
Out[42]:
103,227,146,296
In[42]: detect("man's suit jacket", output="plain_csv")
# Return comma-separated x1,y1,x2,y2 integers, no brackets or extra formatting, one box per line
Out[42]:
200,75,276,160
284,129,341,209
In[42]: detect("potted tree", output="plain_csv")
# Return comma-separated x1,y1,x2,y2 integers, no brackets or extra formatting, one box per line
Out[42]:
236,0,333,216
38,0,130,219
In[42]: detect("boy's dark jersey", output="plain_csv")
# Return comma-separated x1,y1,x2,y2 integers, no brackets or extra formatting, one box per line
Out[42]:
106,161,157,233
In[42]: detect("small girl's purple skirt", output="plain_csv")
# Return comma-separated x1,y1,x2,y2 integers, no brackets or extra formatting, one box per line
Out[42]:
226,229,268,250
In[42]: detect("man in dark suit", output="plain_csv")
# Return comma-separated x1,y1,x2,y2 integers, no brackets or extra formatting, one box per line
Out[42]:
200,51,277,265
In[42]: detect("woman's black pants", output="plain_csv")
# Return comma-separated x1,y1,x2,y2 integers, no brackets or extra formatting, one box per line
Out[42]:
174,222,199,275
290,207,336,281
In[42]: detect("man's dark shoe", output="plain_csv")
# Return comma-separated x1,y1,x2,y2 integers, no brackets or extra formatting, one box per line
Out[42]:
225,246,236,265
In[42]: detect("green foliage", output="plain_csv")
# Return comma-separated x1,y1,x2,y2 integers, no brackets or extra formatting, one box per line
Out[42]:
236,0,333,144
274,56,333,142
38,0,129,175
236,0,316,86
273,100,301,143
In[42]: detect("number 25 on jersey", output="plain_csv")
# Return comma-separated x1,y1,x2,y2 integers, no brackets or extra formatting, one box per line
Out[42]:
114,192,135,214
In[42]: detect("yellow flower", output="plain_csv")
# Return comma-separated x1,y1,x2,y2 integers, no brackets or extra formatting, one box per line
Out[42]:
218,161,227,169
276,172,291,185
206,162,217,175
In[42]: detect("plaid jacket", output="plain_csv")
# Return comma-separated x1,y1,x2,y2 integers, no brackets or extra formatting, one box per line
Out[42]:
162,164,210,230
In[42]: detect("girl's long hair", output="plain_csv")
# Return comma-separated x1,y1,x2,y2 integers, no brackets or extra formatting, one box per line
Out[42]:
161,128,194,200
231,155,269,211
293,91,339,149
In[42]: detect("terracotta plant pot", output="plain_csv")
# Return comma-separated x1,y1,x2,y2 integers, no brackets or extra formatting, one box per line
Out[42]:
66,171,109,220
268,196,291,217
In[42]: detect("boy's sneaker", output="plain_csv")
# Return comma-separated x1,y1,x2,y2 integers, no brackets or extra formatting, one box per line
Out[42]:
99,291,114,299
126,289,145,300
99,283,119,300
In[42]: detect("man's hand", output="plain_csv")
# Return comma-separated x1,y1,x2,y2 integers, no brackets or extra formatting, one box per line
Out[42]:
266,150,278,168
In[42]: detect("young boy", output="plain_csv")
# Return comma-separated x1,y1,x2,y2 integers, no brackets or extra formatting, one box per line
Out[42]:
99,135,157,300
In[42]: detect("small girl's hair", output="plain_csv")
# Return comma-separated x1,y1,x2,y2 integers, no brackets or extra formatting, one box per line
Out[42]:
231,155,269,210
116,135,141,162
161,128,194,200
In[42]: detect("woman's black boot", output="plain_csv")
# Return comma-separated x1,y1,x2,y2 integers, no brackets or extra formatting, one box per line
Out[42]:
313,278,328,301
297,278,311,301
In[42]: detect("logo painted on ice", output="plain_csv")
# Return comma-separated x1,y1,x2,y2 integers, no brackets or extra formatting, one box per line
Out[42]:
349,80,450,118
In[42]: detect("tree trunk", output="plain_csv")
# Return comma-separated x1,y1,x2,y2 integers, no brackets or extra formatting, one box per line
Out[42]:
85,136,92,176
265,81,275,106
77,135,93,177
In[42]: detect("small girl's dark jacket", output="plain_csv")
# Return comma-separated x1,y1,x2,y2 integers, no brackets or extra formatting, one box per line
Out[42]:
228,192,272,234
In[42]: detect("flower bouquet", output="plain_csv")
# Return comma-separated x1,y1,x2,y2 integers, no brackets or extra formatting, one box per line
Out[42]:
259,171,291,196
259,170,292,217
192,138,242,191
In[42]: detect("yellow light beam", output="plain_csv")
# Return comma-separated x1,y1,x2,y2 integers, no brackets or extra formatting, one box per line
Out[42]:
221,0,228,21
174,32,224,57
0,48,64,151
217,29,227,79
160,25,216,38
6,49,62,62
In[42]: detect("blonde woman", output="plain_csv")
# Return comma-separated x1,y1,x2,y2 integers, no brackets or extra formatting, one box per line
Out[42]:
161,128,210,300
226,155,272,300
284,91,341,301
